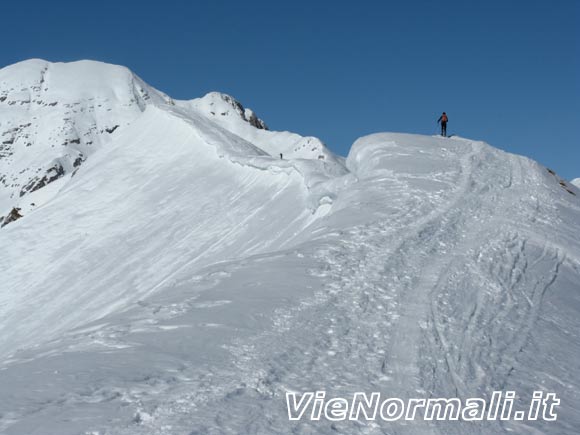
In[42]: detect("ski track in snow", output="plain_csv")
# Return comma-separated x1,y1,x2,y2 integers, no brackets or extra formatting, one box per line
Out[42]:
71,137,578,435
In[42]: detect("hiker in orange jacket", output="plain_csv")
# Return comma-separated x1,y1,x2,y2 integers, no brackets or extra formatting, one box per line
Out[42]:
437,112,448,137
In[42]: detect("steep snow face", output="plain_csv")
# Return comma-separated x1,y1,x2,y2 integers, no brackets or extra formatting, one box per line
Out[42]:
0,59,171,219
571,178,580,188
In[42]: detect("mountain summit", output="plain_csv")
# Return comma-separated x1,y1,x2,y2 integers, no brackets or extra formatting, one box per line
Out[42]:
0,60,579,434
0,59,340,223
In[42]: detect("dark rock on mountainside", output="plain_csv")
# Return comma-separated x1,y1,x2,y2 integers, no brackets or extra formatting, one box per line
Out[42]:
1,207,22,227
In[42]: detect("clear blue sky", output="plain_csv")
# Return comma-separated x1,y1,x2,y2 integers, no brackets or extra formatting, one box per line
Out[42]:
2,0,578,178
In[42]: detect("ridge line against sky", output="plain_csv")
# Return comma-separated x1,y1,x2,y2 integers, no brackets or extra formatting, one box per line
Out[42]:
0,0,578,179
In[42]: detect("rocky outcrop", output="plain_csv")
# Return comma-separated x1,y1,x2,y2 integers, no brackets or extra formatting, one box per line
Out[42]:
243,107,268,130
1,207,22,227
189,92,268,130
20,163,65,197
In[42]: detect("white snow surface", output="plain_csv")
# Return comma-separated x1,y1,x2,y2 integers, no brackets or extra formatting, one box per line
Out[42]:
571,178,580,188
0,60,579,435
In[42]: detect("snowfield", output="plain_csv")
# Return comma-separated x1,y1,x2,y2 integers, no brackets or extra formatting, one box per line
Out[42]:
0,60,579,435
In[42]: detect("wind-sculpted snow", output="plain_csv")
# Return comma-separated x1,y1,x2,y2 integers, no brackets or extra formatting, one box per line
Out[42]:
0,104,320,358
0,60,339,224
0,61,579,435
163,104,348,212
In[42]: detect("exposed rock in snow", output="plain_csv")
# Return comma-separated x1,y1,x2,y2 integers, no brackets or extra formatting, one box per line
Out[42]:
187,91,268,130
0,59,172,218
177,91,341,163
0,206,22,227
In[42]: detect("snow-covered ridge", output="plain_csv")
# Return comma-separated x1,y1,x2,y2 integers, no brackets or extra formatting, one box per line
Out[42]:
177,91,341,164
0,59,340,224
572,178,580,188
182,91,268,130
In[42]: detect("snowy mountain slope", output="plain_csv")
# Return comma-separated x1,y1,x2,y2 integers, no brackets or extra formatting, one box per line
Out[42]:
0,61,579,435
571,178,580,188
0,59,173,219
0,104,332,359
178,92,341,163
0,59,339,224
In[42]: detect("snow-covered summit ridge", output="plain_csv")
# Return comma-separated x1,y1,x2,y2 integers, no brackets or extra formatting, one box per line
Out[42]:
0,58,171,106
572,178,580,188
0,59,171,220
176,91,340,164
182,91,268,130
0,59,340,223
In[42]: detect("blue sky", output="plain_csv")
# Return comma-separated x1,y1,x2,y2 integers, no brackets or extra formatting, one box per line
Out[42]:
1,0,578,178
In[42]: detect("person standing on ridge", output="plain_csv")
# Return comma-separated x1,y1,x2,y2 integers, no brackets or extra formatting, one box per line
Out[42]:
437,112,448,137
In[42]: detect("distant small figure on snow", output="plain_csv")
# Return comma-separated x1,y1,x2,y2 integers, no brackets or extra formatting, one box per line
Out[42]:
280,153,283,159
437,112,448,137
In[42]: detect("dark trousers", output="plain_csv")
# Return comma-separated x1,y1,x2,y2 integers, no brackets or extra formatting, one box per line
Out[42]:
441,122,447,137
